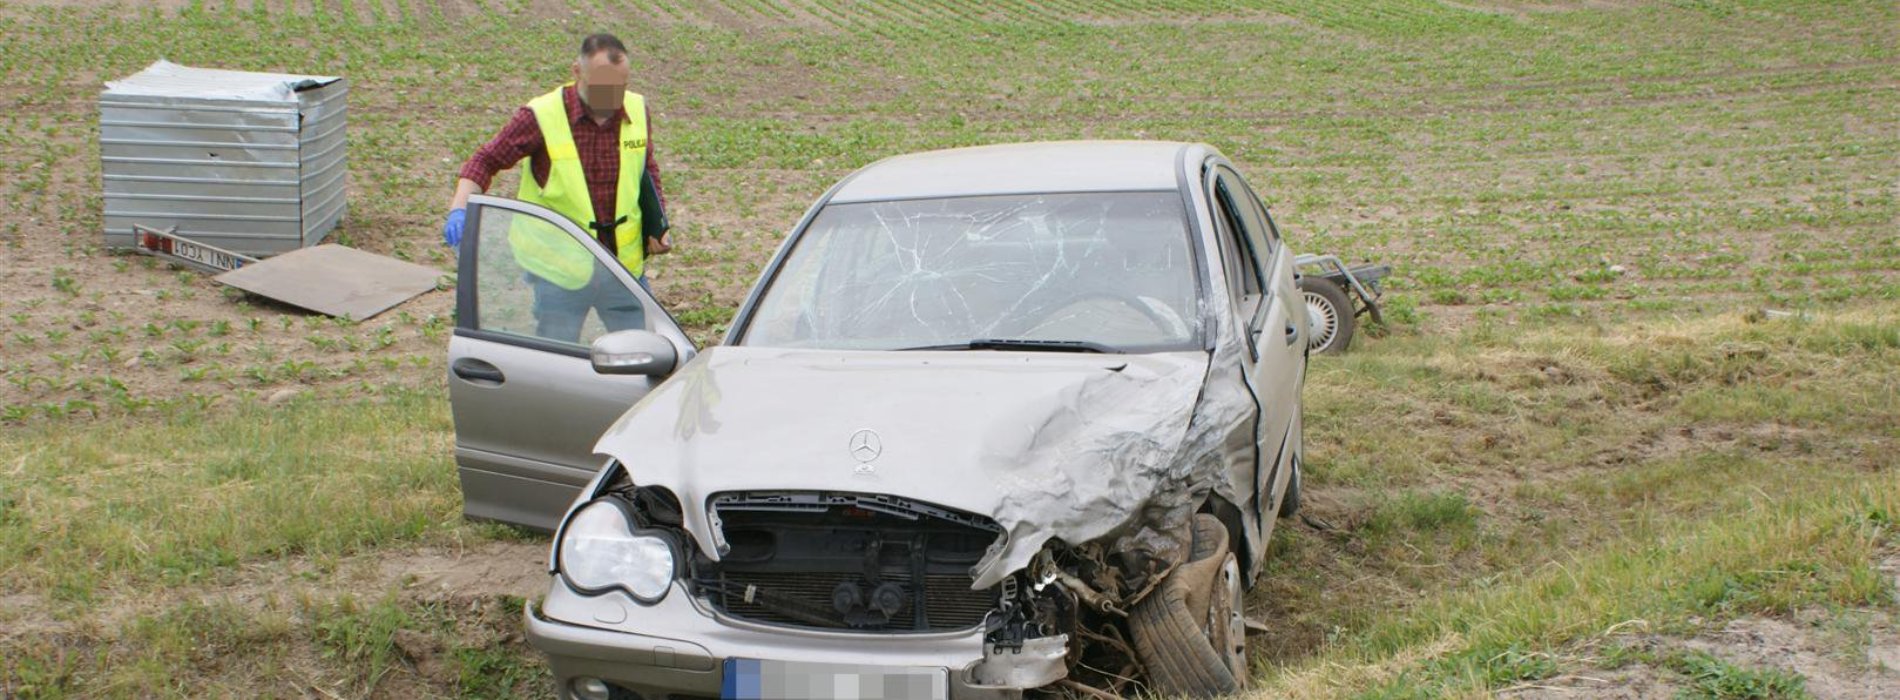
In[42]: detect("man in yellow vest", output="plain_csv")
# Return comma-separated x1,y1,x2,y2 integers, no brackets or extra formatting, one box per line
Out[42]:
443,33,672,342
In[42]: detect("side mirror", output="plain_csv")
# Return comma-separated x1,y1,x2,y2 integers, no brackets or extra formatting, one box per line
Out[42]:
590,330,679,377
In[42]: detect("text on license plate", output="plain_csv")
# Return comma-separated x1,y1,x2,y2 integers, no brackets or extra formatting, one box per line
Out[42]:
133,227,255,273
168,238,245,271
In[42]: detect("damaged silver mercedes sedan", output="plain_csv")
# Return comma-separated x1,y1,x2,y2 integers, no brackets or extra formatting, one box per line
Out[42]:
446,141,1309,699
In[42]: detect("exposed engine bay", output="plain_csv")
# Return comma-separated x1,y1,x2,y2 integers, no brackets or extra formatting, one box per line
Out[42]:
599,477,1204,698
699,491,1002,632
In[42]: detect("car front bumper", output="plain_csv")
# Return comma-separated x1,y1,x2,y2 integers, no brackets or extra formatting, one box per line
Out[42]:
525,579,1065,700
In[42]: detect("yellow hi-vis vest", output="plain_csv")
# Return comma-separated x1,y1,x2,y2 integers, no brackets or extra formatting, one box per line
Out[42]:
510,86,648,290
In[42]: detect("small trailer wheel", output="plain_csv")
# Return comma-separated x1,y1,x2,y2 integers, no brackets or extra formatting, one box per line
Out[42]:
1298,277,1355,355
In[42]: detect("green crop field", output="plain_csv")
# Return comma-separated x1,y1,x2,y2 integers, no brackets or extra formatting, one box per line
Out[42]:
0,1,1895,698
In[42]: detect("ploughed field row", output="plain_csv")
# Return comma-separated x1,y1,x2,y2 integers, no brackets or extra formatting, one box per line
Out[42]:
16,0,1532,30
0,0,1893,417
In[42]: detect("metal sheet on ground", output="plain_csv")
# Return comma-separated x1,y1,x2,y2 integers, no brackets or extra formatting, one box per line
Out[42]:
214,244,442,320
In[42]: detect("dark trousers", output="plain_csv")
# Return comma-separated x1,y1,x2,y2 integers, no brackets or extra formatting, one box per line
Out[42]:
530,272,651,343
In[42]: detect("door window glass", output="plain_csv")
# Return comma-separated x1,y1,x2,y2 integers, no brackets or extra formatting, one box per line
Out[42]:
1211,174,1264,304
1229,172,1280,258
1209,193,1248,304
472,206,647,347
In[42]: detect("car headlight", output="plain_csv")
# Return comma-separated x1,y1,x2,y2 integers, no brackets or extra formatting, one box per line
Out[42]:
557,499,677,603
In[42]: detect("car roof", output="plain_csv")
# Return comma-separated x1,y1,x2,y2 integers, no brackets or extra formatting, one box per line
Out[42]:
827,141,1201,204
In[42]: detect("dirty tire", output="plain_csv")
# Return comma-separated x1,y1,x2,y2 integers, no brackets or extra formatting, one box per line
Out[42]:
1299,277,1355,355
1187,512,1224,561
1130,514,1244,698
1277,459,1301,519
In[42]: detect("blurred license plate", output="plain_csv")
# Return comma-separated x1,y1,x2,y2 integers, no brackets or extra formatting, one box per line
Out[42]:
721,659,947,700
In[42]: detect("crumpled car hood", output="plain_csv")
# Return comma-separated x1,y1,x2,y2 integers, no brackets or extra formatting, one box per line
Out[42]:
593,345,1212,588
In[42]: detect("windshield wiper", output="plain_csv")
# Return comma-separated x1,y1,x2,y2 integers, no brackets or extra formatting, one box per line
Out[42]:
897,338,1121,354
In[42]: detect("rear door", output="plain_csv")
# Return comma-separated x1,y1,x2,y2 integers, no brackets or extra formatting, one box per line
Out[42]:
448,194,695,530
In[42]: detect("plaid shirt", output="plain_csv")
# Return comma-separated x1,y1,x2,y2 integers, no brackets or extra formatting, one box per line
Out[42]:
459,86,668,250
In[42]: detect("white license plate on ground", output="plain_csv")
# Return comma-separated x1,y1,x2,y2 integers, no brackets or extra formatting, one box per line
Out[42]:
722,659,948,700
167,237,246,271
132,226,256,274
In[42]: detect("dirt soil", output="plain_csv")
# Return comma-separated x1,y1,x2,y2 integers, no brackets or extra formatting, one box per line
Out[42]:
1506,612,1900,699
1508,558,1900,699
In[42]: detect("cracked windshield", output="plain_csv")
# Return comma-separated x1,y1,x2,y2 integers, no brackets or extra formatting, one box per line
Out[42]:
743,191,1201,351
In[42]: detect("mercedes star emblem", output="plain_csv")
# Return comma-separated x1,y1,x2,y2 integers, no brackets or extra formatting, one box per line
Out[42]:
849,429,883,463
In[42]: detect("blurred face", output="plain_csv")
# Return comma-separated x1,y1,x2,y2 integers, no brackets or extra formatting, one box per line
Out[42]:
572,52,629,119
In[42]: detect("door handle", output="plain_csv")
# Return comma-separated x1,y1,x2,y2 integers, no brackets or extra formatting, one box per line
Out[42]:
451,358,505,385
1284,321,1300,347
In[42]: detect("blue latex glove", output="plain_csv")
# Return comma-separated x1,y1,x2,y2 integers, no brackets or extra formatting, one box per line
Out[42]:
443,208,466,248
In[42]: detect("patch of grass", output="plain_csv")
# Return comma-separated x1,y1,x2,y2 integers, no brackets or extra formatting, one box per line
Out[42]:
306,592,549,698
1668,650,1811,700
49,268,77,296
0,651,86,700
1679,561,1847,618
308,595,411,693
117,598,295,689
0,389,460,600
672,305,736,328
452,642,546,699
1361,491,1478,538
1352,642,1559,698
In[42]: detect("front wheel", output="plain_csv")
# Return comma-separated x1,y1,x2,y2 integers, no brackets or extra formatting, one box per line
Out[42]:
1129,514,1248,697
1298,277,1355,355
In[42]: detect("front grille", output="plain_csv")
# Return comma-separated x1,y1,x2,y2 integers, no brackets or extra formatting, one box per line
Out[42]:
716,572,993,631
697,492,1002,633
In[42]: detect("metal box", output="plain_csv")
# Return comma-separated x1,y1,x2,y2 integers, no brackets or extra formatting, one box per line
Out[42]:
100,60,348,256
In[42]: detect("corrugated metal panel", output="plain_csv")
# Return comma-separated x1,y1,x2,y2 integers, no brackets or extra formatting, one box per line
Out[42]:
299,82,349,246
99,60,347,256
